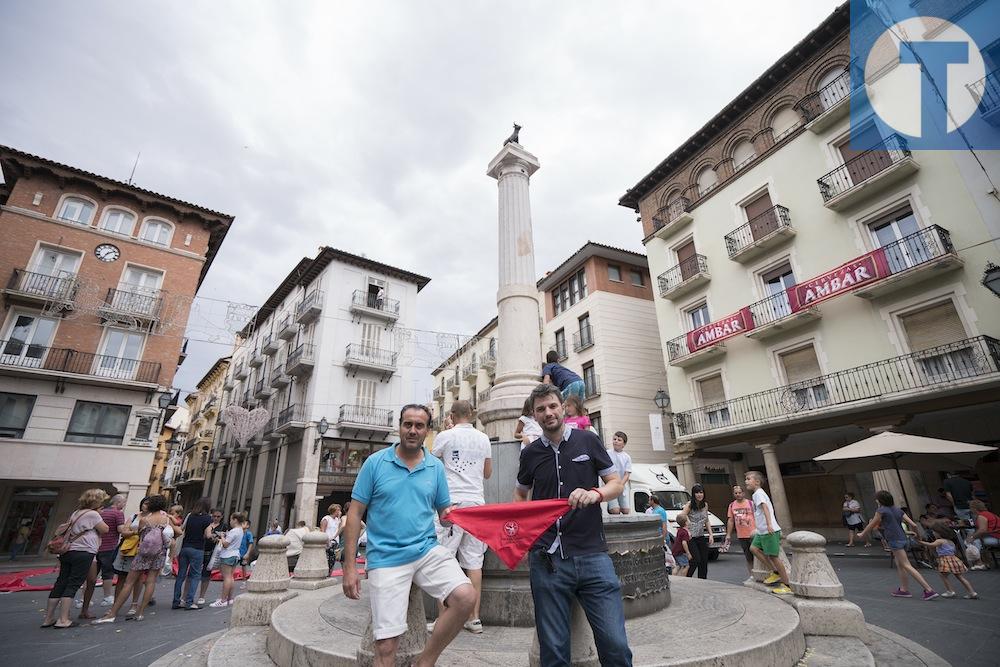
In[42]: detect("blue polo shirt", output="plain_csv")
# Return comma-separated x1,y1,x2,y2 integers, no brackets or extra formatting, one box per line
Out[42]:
351,445,451,569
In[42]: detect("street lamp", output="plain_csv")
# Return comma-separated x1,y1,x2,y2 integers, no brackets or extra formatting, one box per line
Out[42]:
313,417,329,454
157,391,173,410
653,389,671,414
982,262,1000,299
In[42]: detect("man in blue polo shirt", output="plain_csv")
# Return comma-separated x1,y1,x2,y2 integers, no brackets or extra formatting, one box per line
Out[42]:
342,404,476,667
514,384,632,666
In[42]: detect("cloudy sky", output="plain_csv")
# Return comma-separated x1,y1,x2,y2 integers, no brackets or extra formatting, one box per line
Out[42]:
1,0,841,398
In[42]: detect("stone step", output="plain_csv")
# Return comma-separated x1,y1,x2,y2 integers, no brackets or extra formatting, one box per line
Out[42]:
208,626,276,667
799,637,875,667
150,629,226,667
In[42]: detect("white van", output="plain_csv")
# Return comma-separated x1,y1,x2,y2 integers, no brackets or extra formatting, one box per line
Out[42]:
612,463,727,560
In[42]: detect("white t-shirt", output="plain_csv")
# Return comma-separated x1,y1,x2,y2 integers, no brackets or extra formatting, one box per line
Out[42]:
608,449,632,481
751,488,781,535
518,415,543,441
432,423,492,504
220,526,244,559
322,515,341,545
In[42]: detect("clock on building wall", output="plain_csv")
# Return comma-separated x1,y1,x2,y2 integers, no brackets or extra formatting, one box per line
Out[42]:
94,243,121,262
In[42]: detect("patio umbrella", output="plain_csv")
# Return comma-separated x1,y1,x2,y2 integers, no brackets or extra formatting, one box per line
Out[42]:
814,432,996,511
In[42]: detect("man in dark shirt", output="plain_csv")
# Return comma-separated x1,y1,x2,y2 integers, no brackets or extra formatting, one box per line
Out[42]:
943,473,974,522
514,384,631,666
541,350,586,400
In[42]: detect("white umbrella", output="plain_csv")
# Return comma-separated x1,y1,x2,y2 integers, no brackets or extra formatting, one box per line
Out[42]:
814,432,996,510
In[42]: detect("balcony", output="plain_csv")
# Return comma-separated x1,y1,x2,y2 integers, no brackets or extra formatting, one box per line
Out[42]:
674,336,1000,438
665,334,726,368
745,292,821,341
433,387,442,401
254,376,274,399
817,135,918,211
285,343,315,377
463,360,479,381
477,388,491,405
270,364,291,388
233,362,249,381
724,205,795,263
551,342,568,362
261,332,280,355
350,290,400,322
650,196,693,240
584,375,601,399
100,287,163,323
263,417,280,442
345,344,397,377
319,465,363,489
572,326,595,353
969,68,1000,127
223,375,235,391
658,255,710,300
481,349,497,373
276,404,308,435
248,348,264,368
7,270,78,307
276,313,297,340
0,340,161,385
795,68,855,133
338,404,394,434
446,376,460,395
296,290,323,324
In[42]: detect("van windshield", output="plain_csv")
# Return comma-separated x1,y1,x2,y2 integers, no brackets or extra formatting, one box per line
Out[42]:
654,491,691,511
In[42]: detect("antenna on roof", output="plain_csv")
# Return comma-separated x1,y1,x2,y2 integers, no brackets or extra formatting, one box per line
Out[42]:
127,151,141,185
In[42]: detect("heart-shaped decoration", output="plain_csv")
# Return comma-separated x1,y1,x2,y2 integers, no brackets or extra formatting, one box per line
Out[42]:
223,405,271,446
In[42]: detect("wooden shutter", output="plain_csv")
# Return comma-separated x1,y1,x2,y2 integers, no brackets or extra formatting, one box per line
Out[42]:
900,301,967,351
839,125,892,185
744,191,777,240
676,241,697,280
780,346,823,384
698,375,726,406
744,191,773,220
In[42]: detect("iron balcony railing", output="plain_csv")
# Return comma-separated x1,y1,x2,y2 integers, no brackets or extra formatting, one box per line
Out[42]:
651,196,692,231
794,69,852,122
345,344,397,368
658,255,709,296
572,326,595,352
674,336,1000,437
285,343,315,368
104,287,163,319
338,404,394,429
432,387,442,400
352,289,400,315
0,339,161,383
665,333,714,363
463,360,479,378
278,404,304,427
296,290,323,319
817,134,910,203
481,348,497,368
446,376,458,391
7,269,79,301
968,68,1000,116
584,375,600,398
724,205,792,258
478,388,490,404
551,341,568,362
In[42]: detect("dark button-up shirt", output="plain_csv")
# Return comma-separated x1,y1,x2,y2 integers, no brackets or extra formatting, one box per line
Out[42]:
516,425,615,558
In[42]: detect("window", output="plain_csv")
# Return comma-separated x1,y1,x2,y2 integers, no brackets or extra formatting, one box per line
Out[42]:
899,301,973,380
31,246,81,278
56,197,95,225
577,314,592,350
696,167,718,197
697,375,730,427
629,269,644,287
869,206,927,272
96,329,145,379
778,345,829,409
0,393,35,439
554,329,567,360
771,106,801,141
607,264,622,282
817,67,849,110
361,323,381,354
66,401,131,445
582,363,599,398
687,302,711,330
1,313,58,368
22,246,81,299
553,268,588,315
101,209,137,236
732,140,757,171
761,263,796,319
675,240,698,280
356,379,376,407
589,410,603,443
743,190,779,240
140,219,173,246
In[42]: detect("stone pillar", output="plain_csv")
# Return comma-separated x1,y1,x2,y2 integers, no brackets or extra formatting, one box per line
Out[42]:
755,441,792,533
478,138,542,441
230,535,296,626
289,531,335,590
785,531,868,640
358,585,426,667
249,448,270,532
673,442,697,490
294,424,321,527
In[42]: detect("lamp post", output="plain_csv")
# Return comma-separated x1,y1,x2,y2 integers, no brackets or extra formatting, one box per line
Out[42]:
313,416,329,454
982,262,1000,298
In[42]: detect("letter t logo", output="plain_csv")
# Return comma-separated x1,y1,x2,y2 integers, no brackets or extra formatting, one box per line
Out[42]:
899,41,968,136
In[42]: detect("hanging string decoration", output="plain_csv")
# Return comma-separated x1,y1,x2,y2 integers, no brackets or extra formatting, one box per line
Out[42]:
223,404,271,446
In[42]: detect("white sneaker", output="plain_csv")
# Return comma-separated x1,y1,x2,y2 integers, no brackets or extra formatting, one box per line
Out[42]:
209,599,228,608
940,591,956,598
197,598,206,606
100,595,114,606
464,619,484,634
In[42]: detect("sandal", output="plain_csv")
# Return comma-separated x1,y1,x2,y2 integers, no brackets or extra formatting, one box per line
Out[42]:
40,621,56,628
53,622,78,629
92,617,116,624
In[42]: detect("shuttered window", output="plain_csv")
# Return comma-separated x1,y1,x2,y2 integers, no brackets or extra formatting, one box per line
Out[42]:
698,375,726,406
780,346,823,384
356,379,376,407
900,301,967,351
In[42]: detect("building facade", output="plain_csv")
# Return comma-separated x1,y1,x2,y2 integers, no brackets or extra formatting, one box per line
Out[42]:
0,145,232,557
203,247,429,533
432,242,670,460
151,405,189,500
620,4,1000,535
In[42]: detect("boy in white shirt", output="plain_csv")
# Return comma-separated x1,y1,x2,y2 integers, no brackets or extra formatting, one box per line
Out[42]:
744,471,792,595
607,432,633,515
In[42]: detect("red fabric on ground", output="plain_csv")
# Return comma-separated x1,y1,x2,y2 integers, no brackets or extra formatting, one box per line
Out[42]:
448,499,570,569
0,566,58,592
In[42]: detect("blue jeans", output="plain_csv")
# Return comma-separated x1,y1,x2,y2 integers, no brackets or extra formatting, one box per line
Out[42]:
561,380,586,401
173,546,205,606
528,551,632,667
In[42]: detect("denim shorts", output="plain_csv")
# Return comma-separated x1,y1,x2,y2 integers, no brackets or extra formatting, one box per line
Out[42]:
674,554,689,567
219,556,240,566
887,538,908,551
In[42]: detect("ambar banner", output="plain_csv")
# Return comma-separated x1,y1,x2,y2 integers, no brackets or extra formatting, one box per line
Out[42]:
787,248,890,312
686,307,755,353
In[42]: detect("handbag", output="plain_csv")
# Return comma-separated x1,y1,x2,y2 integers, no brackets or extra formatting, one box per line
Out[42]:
207,542,222,571
119,513,140,556
46,510,87,555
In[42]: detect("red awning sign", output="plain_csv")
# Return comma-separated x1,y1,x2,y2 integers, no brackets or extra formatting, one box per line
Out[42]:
787,248,890,312
686,307,755,353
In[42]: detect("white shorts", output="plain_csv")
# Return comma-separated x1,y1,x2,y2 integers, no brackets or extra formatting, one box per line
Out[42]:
436,521,487,569
367,545,471,640
607,493,630,510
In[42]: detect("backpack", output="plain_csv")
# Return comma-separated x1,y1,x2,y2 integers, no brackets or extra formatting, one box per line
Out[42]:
138,524,165,558
46,511,88,555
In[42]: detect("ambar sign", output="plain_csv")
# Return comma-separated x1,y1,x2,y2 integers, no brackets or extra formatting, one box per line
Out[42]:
787,249,890,312
686,307,755,352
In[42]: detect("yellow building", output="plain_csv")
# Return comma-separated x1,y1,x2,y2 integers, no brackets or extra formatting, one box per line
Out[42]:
173,357,229,504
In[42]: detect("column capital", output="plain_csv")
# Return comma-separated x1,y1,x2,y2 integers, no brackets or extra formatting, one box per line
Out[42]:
751,436,786,454
673,441,697,459
487,142,540,180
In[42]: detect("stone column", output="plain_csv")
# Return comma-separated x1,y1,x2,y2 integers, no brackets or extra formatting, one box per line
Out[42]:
294,425,321,527
786,531,868,641
358,585,426,667
755,441,792,533
230,535,296,627
673,442,697,490
478,139,542,441
289,531,335,590
249,448,270,531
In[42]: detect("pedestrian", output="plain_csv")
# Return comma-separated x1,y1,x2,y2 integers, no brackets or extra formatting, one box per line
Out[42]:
646,494,669,542
284,520,310,571
320,504,343,573
743,472,793,595
842,493,869,547
562,395,591,430
670,514,692,577
724,485,756,577
172,498,214,610
606,431,632,515
342,404,476,667
943,473,974,522
9,519,31,560
677,483,714,579
41,489,109,629
108,497,150,617
265,518,282,536
969,500,1000,554
193,509,226,605
78,493,127,617
856,490,939,600
95,494,170,623
162,504,185,576
919,524,979,599
514,384,632,666
431,400,492,635
514,396,543,449
931,488,956,519
541,350,585,401
210,512,244,607
239,517,255,584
